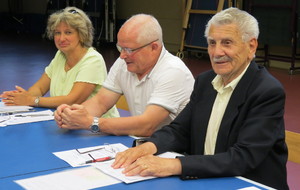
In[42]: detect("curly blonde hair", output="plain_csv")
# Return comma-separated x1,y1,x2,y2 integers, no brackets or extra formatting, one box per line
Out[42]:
46,7,94,47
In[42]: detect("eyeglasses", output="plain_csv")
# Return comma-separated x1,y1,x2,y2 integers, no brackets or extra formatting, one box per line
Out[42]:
116,39,159,55
76,144,120,165
68,9,79,14
76,144,119,155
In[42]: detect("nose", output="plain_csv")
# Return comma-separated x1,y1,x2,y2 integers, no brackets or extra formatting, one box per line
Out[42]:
119,50,128,59
213,43,225,56
58,33,66,41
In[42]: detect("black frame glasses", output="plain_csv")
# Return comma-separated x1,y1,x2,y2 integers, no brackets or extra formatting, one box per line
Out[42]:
116,39,159,55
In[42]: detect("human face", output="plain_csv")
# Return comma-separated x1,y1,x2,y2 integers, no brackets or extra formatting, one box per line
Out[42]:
117,31,158,79
54,22,81,54
207,24,257,85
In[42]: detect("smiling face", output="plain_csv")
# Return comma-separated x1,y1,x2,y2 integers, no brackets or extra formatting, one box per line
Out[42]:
54,22,81,55
207,23,257,85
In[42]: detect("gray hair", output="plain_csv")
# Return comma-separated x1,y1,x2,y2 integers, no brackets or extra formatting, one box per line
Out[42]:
122,14,163,44
46,7,94,47
204,7,259,42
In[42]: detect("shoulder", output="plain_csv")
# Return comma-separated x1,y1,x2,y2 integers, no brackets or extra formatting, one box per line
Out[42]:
154,50,193,79
79,47,106,68
84,47,104,60
234,62,285,104
194,70,216,86
244,62,284,92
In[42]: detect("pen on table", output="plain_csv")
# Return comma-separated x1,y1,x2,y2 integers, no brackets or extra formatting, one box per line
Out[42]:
80,156,113,165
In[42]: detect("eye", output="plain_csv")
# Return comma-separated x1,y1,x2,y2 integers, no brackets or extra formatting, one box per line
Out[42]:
54,31,60,36
208,40,216,46
222,40,232,46
124,47,133,54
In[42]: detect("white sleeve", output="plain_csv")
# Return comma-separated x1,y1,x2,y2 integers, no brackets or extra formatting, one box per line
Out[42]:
103,58,124,94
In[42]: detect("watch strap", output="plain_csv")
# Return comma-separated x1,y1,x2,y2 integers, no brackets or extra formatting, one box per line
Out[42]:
34,96,40,107
90,117,100,133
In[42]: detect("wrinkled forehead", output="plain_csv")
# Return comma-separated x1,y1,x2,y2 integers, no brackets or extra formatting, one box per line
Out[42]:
207,24,241,39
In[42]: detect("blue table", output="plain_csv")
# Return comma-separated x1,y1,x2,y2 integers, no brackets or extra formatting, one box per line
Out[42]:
0,109,274,190
0,118,133,179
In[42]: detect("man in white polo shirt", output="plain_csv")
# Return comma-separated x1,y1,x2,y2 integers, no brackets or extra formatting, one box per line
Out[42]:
54,13,194,137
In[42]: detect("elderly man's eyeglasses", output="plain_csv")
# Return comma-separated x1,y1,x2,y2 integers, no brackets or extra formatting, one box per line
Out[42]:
116,39,158,55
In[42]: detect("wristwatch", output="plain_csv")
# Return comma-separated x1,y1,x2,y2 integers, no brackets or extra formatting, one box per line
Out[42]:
90,117,100,133
34,96,40,107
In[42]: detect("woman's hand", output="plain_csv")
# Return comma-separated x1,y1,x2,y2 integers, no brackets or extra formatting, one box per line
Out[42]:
0,86,34,106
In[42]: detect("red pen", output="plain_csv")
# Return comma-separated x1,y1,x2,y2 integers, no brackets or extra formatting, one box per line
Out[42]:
81,156,113,165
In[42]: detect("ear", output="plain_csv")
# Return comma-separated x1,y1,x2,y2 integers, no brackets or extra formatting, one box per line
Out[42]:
151,41,159,51
248,38,258,60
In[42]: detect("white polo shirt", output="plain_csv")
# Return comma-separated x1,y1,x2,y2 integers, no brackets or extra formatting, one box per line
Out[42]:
103,46,195,129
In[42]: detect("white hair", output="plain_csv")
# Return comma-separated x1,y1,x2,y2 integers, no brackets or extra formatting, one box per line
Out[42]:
204,7,259,42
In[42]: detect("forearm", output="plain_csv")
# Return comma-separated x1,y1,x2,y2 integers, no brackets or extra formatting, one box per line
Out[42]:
82,97,106,117
82,88,119,117
99,116,158,136
37,96,86,108
27,87,44,97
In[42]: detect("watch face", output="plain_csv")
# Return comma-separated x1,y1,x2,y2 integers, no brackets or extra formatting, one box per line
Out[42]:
91,124,99,133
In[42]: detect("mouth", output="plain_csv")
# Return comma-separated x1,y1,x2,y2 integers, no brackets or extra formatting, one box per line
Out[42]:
125,60,133,65
215,61,226,64
59,44,69,48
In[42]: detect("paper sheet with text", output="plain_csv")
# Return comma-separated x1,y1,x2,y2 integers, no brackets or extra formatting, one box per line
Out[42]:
53,143,183,183
0,110,54,127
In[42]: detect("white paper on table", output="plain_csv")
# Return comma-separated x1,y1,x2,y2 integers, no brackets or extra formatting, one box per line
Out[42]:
53,143,129,167
14,166,121,190
0,102,33,113
54,143,184,184
94,151,184,184
0,110,54,127
238,187,262,190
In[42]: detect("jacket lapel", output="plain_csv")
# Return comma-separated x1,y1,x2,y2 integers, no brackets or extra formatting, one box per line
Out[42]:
215,61,259,152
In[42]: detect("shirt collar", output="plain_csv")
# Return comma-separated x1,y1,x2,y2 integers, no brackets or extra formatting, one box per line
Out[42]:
212,62,250,93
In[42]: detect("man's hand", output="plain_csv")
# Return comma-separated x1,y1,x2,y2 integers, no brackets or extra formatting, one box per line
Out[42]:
54,104,71,128
55,104,93,130
122,155,181,177
112,143,155,169
112,142,181,177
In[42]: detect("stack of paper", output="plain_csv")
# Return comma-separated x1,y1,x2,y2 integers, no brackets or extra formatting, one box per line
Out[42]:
15,143,184,189
0,102,33,114
0,110,54,127
53,143,183,183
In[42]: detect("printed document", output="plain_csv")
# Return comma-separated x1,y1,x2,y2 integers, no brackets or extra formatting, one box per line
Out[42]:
15,166,121,190
54,143,183,183
0,110,54,127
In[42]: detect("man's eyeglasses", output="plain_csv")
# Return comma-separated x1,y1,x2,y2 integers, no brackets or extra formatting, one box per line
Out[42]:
116,39,159,55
